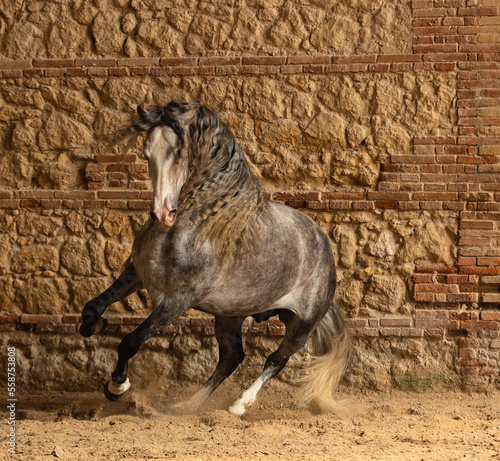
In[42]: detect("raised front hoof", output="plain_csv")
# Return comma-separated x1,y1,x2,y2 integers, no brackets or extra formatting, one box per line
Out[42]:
80,318,107,338
104,378,131,401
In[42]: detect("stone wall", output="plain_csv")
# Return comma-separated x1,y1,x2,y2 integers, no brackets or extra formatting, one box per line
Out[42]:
0,0,499,391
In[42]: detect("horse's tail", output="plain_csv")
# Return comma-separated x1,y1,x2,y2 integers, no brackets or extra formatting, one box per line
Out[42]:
298,302,352,412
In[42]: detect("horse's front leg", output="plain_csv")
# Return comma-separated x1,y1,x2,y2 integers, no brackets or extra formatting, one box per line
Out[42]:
80,263,142,338
104,297,187,401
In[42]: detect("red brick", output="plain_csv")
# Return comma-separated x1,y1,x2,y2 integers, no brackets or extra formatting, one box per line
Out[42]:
353,327,379,337
275,192,321,201
83,200,106,209
423,53,468,61
321,191,365,200
130,67,150,76
242,56,285,66
23,69,43,77
460,266,500,275
33,59,74,68
96,154,137,163
327,201,350,210
196,66,216,75
0,199,20,209
65,67,87,76
280,64,302,74
414,26,456,36
54,191,95,200
215,65,241,75
75,59,116,67
288,56,331,64
482,312,500,321
414,292,436,302
380,328,411,337
369,63,391,72
367,191,410,200
240,65,280,75
98,191,140,199
2,70,22,78
160,58,197,67
20,314,62,324
303,64,326,73
415,283,459,293
0,315,20,324
458,7,499,16
459,237,491,245
391,155,435,164
416,264,458,273
414,44,458,53
380,318,412,327
62,315,82,324
109,67,130,76
117,58,159,67
413,274,433,283
477,257,500,266
415,318,449,329
19,199,41,208
352,201,375,210
435,62,457,70
413,192,458,200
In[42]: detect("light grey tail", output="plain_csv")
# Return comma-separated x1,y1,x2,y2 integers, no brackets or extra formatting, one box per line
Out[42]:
298,303,352,412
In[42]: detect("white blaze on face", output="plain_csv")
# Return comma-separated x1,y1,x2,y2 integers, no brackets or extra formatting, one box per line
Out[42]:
144,126,186,228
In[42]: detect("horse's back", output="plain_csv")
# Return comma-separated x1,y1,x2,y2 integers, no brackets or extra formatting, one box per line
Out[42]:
196,201,336,320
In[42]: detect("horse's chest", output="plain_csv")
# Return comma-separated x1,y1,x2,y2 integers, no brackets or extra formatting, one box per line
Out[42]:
132,226,170,289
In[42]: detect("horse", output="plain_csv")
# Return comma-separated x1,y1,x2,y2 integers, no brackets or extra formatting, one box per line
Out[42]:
80,102,351,416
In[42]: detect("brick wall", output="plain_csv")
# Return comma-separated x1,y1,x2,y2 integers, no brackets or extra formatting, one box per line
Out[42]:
0,0,498,389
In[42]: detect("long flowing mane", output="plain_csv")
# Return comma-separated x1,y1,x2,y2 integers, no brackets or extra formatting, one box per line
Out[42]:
119,101,268,264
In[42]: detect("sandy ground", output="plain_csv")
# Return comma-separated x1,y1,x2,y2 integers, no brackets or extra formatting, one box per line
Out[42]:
5,380,500,461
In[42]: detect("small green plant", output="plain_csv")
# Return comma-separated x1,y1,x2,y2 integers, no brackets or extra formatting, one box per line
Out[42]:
394,370,449,392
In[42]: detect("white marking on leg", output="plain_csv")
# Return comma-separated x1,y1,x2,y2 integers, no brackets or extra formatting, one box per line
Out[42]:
108,378,131,396
228,376,265,416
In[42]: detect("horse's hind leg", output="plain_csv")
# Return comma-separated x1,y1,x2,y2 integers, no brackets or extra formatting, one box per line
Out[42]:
228,311,314,417
80,263,142,337
171,315,245,413
105,299,186,401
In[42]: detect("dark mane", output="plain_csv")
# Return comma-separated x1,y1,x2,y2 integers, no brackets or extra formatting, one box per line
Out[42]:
120,101,268,263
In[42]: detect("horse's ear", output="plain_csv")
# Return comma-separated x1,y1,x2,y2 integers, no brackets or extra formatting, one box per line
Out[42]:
137,105,146,117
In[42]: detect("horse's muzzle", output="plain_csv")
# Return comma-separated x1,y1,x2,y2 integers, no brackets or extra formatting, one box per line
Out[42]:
151,210,176,227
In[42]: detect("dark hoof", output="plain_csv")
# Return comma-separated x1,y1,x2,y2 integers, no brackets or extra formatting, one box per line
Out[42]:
79,318,107,338
79,323,95,338
104,380,130,401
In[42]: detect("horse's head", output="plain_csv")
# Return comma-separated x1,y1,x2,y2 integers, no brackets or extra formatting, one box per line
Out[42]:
125,102,242,229
143,124,186,227
136,104,191,228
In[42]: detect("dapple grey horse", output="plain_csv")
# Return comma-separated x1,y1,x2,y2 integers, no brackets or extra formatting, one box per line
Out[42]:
80,102,350,416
